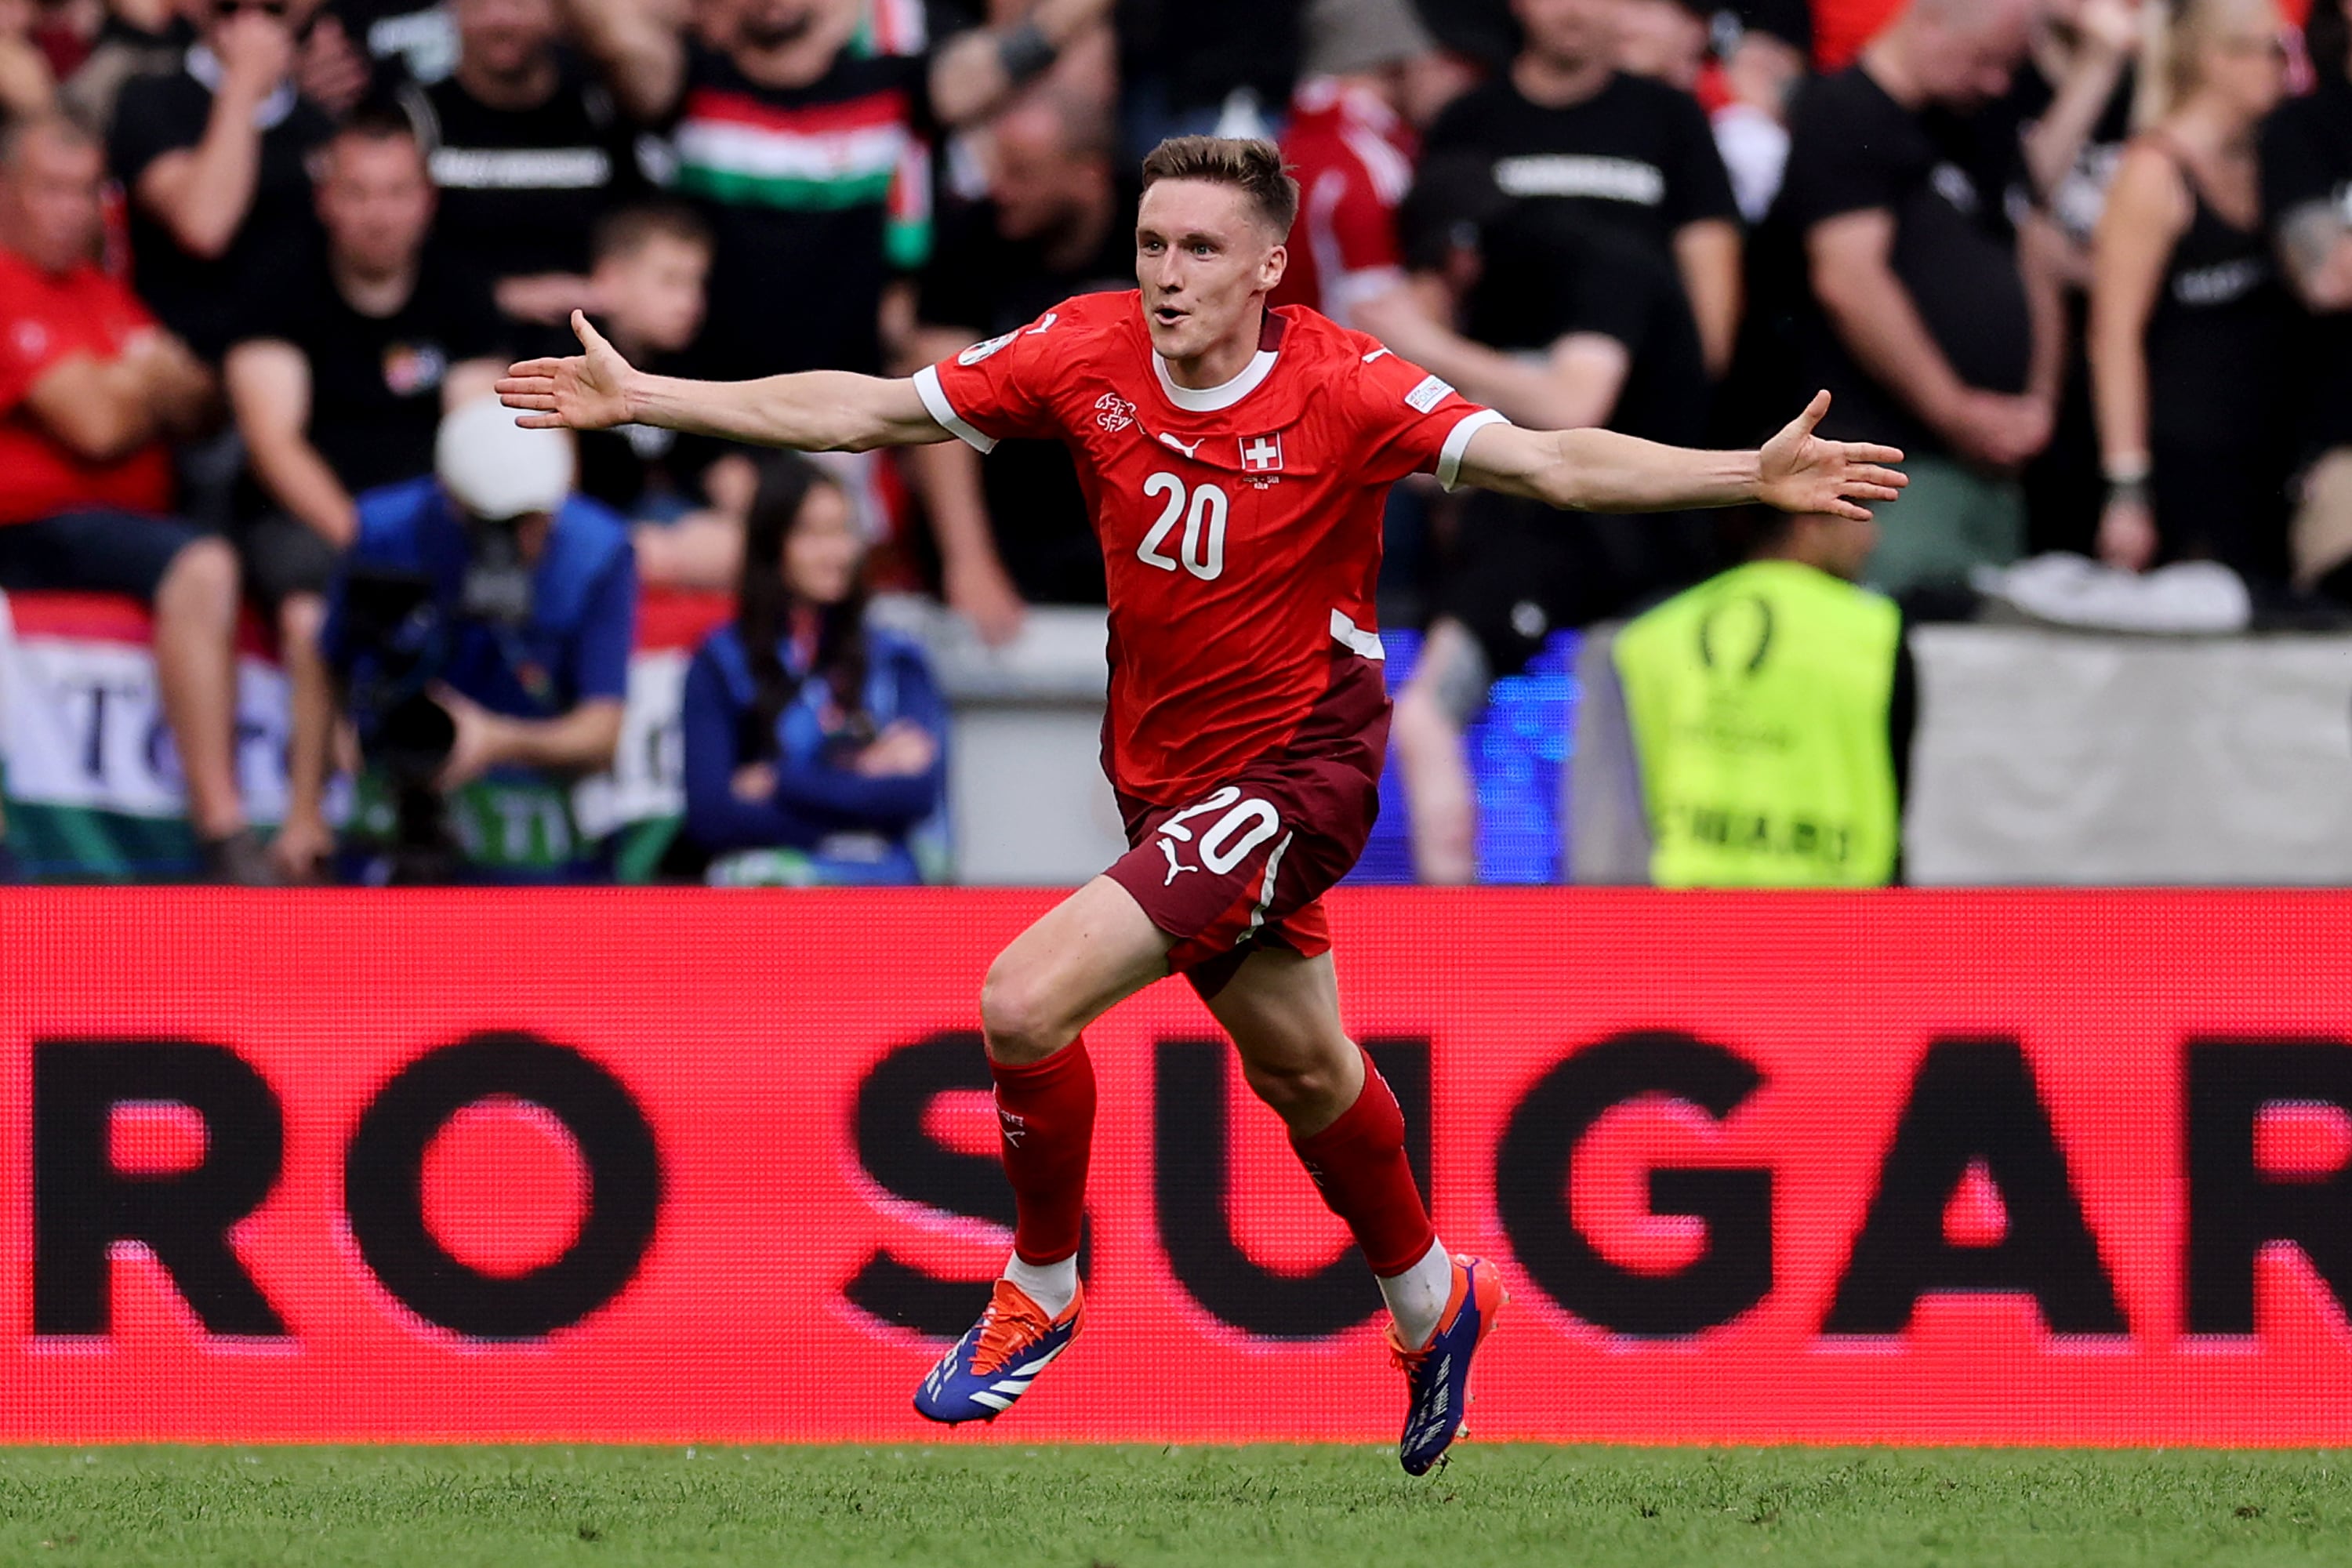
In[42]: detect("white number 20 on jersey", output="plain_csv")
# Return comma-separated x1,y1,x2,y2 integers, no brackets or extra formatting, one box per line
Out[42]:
1137,472,1228,581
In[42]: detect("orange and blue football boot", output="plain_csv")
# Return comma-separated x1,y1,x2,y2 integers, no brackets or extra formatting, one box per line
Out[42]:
912,1278,1083,1424
1390,1254,1505,1475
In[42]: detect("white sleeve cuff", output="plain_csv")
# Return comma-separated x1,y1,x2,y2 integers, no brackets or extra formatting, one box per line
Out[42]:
1436,408,1509,492
913,365,998,455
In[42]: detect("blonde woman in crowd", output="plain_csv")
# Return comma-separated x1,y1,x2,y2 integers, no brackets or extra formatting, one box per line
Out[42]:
2091,0,2294,583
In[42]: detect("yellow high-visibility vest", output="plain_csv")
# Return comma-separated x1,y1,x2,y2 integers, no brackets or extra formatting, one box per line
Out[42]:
1612,559,1901,887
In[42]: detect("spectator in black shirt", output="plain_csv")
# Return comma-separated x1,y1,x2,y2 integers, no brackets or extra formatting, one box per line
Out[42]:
1373,171,1715,883
398,0,646,324
2090,0,2292,589
109,0,339,361
2267,0,2352,603
1417,0,1744,380
1759,0,2062,596
907,84,1127,642
225,109,506,878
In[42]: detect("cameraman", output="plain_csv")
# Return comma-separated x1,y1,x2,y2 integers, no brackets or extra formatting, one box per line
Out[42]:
314,396,635,881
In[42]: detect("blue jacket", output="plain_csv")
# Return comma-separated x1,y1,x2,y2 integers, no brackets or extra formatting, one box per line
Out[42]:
681,619,948,883
325,477,637,718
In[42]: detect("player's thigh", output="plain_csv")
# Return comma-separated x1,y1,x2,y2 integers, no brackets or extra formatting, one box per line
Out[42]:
981,873,1175,1060
1204,945,1365,1128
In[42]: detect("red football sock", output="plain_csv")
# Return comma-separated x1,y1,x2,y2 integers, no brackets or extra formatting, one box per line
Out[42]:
1290,1048,1437,1278
991,1039,1094,1266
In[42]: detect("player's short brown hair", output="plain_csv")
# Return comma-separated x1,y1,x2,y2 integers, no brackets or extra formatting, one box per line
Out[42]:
1139,136,1299,238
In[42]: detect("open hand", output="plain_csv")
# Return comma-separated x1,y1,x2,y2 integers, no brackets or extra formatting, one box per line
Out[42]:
497,310,637,432
1758,390,1907,521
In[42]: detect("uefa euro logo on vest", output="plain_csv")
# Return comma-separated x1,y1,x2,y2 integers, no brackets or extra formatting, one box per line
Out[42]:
1613,560,1901,888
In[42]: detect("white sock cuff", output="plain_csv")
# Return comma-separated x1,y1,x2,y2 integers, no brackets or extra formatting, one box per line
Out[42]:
1003,1252,1079,1317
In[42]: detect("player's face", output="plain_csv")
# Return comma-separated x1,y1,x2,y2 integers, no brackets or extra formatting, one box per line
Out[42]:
1134,180,1287,367
782,481,862,605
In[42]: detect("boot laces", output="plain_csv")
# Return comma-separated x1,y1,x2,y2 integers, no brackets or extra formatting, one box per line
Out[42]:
971,1282,1053,1377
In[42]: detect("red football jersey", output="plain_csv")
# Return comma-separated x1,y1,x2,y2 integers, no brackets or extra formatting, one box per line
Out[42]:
915,291,1504,804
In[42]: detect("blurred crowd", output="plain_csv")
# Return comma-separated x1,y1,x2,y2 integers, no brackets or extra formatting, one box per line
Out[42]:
1,0,2348,885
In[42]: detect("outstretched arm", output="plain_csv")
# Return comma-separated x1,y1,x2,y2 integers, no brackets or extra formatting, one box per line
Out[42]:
1454,391,1907,519
496,311,953,452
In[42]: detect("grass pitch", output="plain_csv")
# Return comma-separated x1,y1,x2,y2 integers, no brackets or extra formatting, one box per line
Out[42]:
1,1444,2347,1566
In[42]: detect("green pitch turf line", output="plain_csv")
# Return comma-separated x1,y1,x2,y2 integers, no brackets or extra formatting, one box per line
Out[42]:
2,1445,2349,1566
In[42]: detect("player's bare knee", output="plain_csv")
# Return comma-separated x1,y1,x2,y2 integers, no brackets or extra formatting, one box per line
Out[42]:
1240,1051,1348,1126
978,959,1073,1065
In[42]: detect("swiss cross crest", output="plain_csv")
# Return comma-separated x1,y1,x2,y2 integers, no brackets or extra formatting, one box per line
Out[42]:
1095,393,1136,433
1240,433,1284,475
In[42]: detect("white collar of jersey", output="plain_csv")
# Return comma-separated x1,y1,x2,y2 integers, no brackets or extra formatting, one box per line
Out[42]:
187,45,297,130
1153,347,1279,414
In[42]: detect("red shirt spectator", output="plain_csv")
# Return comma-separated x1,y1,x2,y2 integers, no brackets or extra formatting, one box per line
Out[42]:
1272,76,1417,327
0,240,174,525
0,114,268,882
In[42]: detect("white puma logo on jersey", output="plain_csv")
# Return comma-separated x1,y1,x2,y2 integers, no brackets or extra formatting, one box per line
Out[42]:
1159,840,1200,885
1158,433,1202,458
1363,347,1392,363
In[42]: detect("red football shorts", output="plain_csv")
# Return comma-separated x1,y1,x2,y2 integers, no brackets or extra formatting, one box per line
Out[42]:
1104,655,1389,1000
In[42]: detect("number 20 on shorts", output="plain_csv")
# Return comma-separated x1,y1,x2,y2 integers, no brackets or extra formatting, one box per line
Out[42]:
1156,785,1283,874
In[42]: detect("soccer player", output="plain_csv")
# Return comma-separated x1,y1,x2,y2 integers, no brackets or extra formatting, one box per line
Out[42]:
498,136,1904,1473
